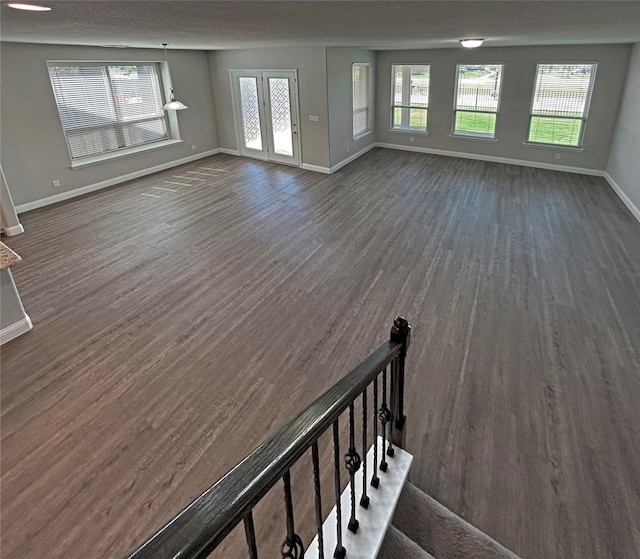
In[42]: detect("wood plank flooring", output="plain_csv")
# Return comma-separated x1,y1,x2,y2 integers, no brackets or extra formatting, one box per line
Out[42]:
1,149,639,559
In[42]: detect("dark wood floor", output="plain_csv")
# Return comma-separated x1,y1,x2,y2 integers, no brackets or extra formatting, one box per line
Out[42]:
1,149,639,559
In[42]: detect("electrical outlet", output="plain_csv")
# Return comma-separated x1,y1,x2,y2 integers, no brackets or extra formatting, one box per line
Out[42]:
191,144,196,151
309,115,320,122
347,147,350,153
555,153,562,159
409,137,415,143
52,180,60,188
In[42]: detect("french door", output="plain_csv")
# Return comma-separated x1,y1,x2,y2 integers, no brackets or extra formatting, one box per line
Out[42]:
230,70,301,166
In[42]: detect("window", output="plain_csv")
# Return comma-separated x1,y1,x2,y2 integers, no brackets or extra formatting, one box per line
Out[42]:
352,63,370,137
48,63,170,161
453,64,503,138
391,64,430,132
528,63,596,147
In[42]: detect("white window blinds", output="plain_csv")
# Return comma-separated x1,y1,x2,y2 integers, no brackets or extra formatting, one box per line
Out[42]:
392,64,430,132
528,63,596,147
352,64,370,137
48,64,168,160
453,64,503,138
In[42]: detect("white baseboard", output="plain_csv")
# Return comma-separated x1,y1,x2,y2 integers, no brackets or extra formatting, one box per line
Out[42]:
218,149,333,174
374,142,605,177
0,315,33,345
604,172,640,223
1,223,24,236
330,143,376,173
15,149,221,214
301,163,331,174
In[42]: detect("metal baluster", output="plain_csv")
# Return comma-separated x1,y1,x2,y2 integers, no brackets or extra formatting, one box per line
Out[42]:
360,387,370,508
244,511,258,559
333,420,346,559
344,403,362,533
281,471,304,559
371,375,380,488
312,441,325,559
379,367,391,473
387,357,396,458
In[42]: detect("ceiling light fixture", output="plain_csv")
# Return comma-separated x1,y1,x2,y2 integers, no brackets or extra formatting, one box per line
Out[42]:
5,2,51,10
161,43,188,111
460,38,484,49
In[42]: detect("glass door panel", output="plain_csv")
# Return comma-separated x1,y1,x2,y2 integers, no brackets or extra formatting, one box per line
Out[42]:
262,71,299,165
238,77,263,152
268,78,293,156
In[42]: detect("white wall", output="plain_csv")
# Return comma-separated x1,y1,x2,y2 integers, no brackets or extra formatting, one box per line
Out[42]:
376,44,631,171
208,47,330,169
326,47,376,169
606,42,640,220
2,41,635,212
0,42,219,207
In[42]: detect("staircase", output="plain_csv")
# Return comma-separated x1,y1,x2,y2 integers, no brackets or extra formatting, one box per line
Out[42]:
379,482,521,559
306,439,520,559
124,317,522,559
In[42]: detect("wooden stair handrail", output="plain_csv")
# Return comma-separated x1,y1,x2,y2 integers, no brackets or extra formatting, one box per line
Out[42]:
125,330,408,559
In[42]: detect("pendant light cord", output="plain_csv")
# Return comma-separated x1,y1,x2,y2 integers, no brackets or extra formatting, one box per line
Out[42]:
162,42,175,97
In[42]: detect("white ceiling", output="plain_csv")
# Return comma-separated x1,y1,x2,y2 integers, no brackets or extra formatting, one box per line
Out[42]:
1,1,639,51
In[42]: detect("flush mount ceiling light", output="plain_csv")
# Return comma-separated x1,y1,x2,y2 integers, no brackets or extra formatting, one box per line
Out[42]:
161,43,188,111
460,38,485,49
5,2,51,10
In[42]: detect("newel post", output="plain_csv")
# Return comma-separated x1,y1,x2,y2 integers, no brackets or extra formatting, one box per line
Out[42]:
390,316,410,449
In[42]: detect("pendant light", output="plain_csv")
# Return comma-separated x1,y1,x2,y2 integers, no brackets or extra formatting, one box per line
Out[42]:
161,43,188,111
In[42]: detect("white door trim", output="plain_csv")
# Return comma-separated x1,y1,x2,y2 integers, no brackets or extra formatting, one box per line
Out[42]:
230,69,301,167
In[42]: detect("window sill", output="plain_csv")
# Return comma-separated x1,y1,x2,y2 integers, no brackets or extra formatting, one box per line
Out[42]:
450,134,498,143
352,130,372,142
523,142,584,152
70,139,184,169
389,128,429,136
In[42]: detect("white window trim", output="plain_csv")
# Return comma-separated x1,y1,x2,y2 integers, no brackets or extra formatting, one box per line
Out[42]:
452,63,504,140
70,139,183,168
390,63,430,133
523,142,584,152
451,134,498,143
47,60,182,165
352,63,371,139
526,61,597,149
352,130,372,141
388,129,430,136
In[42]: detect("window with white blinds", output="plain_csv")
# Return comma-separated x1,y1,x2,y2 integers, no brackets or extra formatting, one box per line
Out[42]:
528,63,596,147
453,64,503,138
391,64,430,132
352,63,370,138
48,63,169,160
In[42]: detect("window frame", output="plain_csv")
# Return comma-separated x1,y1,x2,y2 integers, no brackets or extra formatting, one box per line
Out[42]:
47,60,182,167
526,62,597,149
390,63,430,134
452,63,504,140
352,62,371,139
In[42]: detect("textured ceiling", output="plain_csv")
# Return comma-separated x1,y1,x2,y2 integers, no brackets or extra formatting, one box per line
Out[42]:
1,1,639,51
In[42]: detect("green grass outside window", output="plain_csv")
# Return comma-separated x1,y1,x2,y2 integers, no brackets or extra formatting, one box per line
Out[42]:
528,116,583,146
454,112,496,137
393,107,427,131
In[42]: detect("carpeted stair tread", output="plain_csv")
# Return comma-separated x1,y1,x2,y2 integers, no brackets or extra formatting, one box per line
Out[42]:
392,483,522,559
378,524,436,559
